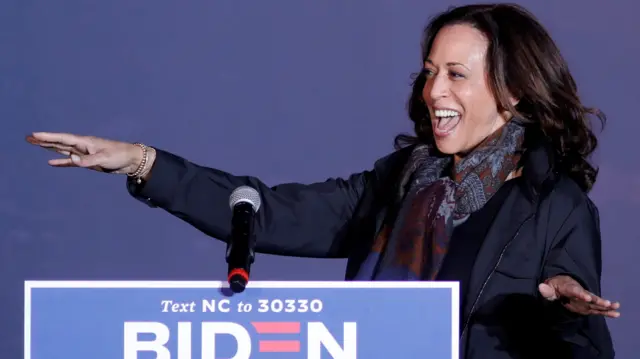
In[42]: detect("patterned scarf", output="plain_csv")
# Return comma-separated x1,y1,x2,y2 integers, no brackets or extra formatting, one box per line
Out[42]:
354,120,526,281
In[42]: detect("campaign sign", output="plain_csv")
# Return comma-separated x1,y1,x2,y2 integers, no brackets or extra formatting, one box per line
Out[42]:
25,280,459,359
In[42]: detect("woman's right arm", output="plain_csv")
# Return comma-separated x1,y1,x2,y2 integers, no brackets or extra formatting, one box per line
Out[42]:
27,132,401,259
127,148,377,258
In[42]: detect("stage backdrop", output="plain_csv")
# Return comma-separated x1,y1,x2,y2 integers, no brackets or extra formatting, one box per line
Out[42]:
1,0,637,357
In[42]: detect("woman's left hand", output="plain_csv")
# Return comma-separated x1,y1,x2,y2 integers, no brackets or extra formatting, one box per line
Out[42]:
539,275,620,318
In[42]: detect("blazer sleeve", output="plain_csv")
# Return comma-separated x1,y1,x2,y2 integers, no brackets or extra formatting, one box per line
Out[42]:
126,148,379,259
541,196,615,358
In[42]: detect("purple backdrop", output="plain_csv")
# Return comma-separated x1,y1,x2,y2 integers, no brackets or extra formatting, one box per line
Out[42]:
1,0,637,357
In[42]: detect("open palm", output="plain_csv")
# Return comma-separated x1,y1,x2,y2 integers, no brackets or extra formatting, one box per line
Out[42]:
539,275,620,318
26,132,141,174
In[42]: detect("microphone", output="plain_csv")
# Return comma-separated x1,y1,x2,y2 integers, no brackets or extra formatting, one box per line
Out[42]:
226,186,261,293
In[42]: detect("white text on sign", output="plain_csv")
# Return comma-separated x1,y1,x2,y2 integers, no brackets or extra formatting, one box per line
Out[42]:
123,321,357,359
160,299,324,313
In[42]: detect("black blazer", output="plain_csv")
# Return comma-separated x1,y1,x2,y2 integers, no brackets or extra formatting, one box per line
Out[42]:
127,142,615,359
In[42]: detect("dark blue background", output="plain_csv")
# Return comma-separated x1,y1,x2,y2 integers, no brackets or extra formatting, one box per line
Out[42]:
1,0,637,357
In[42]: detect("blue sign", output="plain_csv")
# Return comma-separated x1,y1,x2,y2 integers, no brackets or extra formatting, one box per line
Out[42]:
25,281,459,359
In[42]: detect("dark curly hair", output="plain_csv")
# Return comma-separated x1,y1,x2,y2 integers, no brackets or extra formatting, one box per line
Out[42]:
395,3,605,192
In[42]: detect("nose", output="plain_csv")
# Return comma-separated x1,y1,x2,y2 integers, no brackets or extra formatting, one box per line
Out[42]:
424,72,450,102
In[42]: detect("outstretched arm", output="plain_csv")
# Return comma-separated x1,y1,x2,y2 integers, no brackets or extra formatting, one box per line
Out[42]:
27,131,384,259
128,148,377,258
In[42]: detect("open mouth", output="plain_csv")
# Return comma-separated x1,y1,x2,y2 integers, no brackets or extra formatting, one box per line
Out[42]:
433,109,461,137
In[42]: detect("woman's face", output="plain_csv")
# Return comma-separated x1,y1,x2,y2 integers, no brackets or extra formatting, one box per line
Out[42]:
423,24,510,156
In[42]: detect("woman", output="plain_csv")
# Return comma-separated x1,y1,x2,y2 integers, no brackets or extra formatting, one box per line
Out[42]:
27,3,619,358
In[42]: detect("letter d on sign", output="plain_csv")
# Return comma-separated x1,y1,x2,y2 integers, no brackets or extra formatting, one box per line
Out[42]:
202,322,251,359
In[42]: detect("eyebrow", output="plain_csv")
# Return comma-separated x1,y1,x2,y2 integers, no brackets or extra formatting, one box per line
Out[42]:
425,59,470,71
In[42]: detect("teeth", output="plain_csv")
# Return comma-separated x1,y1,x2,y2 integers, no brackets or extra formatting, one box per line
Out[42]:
434,109,460,118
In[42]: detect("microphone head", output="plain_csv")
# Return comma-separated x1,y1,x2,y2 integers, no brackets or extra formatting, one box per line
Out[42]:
228,268,249,293
229,186,261,212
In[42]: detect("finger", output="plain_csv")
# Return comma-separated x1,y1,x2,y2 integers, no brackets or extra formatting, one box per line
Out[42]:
70,153,105,168
605,312,620,318
587,307,621,318
587,294,613,308
587,300,621,312
602,310,621,318
31,132,78,144
25,135,40,145
28,135,87,155
31,132,90,151
48,158,77,167
37,142,86,156
565,300,622,317
561,284,592,302
538,283,558,300
53,156,106,172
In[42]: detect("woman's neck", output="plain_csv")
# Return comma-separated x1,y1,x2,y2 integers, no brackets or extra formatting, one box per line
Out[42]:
454,154,463,166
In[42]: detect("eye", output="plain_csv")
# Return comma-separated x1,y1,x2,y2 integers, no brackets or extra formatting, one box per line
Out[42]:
449,71,465,79
422,68,435,78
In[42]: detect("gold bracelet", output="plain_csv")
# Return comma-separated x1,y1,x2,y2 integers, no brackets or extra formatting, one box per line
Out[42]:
127,143,148,178
137,147,156,182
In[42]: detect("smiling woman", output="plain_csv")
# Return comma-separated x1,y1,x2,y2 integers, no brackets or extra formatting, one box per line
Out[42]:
400,4,604,193
423,24,507,156
27,3,617,359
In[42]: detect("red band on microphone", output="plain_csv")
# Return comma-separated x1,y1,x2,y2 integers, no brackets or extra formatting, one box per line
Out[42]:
228,268,249,283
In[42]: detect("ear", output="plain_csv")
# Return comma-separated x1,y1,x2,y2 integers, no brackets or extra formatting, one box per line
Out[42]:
509,95,520,107
499,96,520,121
